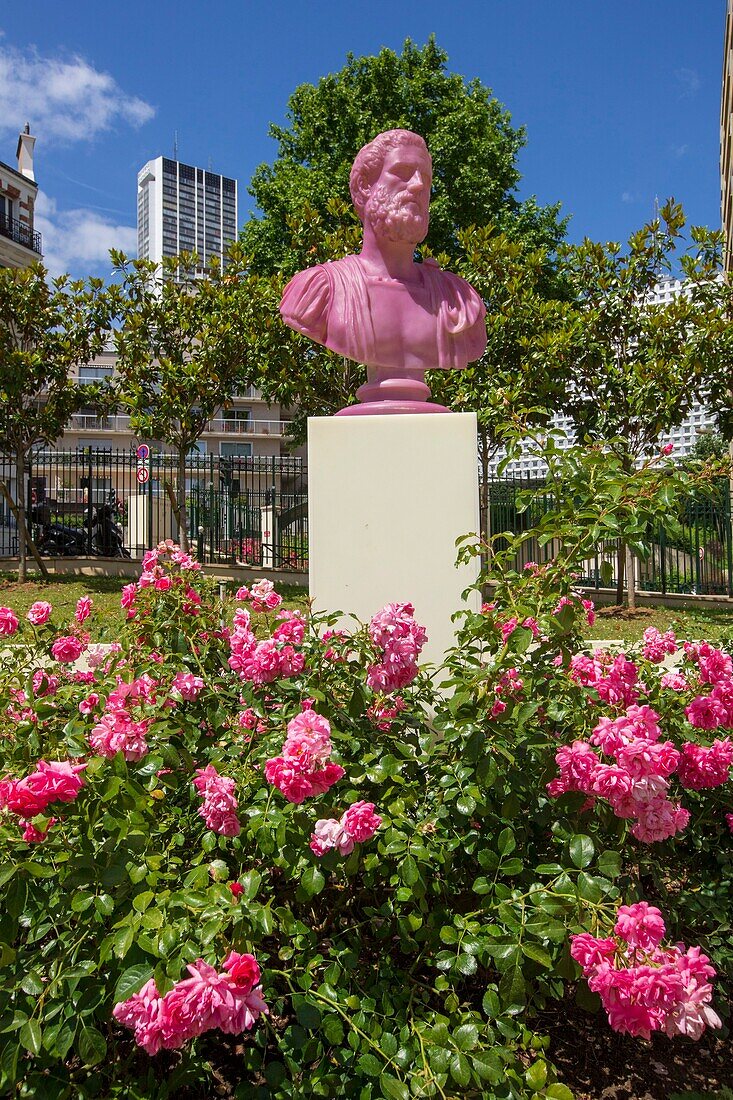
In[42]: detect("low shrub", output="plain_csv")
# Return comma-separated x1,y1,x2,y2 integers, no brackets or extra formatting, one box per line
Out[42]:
0,544,729,1098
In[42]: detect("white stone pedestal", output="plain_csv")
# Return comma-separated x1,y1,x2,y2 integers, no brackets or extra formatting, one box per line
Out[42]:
308,412,481,670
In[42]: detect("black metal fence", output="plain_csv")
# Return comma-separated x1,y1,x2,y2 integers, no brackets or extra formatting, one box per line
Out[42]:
0,449,308,572
486,473,733,597
0,451,731,595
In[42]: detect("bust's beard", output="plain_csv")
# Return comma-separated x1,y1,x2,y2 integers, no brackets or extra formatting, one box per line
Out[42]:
366,185,429,244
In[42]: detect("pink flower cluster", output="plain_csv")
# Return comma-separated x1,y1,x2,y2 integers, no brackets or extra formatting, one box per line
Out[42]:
367,695,406,732
548,706,691,843
569,651,640,707
88,673,158,761
228,607,305,686
571,903,721,1040
192,765,241,836
235,579,282,614
490,667,523,718
170,671,205,701
310,800,382,857
264,709,344,804
677,739,733,790
113,951,267,1055
642,626,677,663
0,759,86,840
366,602,427,693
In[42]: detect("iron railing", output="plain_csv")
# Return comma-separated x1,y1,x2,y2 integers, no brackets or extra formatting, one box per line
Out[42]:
483,473,733,597
0,449,308,572
0,452,731,595
0,213,42,255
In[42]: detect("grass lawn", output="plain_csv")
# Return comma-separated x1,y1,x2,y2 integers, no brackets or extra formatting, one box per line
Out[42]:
0,571,309,640
1,570,731,648
581,602,733,646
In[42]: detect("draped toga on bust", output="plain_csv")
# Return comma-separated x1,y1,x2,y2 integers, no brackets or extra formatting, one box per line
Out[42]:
280,255,486,372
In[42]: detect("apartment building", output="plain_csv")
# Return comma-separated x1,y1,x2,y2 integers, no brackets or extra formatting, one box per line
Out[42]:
0,125,41,269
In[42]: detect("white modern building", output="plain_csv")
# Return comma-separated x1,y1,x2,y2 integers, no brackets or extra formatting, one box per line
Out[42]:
137,156,237,271
489,276,717,477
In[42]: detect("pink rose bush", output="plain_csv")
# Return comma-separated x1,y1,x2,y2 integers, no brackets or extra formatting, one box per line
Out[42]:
549,640,733,842
113,951,267,1054
26,601,52,626
1,543,731,1095
571,903,721,1040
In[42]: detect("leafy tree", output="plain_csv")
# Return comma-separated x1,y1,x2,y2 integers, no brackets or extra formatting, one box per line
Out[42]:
556,201,729,608
428,227,575,537
688,430,730,465
0,263,110,580
239,40,569,437
242,37,565,280
107,251,258,551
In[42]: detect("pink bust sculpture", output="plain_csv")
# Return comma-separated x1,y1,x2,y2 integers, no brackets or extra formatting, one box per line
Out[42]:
279,129,487,414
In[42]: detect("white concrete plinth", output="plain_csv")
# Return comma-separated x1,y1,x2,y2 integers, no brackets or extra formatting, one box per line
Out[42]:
308,412,480,670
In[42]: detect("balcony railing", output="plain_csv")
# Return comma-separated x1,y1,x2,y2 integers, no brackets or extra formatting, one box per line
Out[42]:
205,419,291,437
65,414,291,437
0,213,42,255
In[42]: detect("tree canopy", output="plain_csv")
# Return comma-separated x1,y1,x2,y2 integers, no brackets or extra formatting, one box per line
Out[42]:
0,263,110,579
242,37,566,278
107,251,258,550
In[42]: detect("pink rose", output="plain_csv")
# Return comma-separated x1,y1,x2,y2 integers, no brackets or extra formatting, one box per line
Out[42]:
0,607,19,636
75,596,93,624
51,635,85,663
27,601,52,626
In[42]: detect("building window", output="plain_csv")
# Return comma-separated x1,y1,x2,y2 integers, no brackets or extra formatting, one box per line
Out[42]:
220,442,253,458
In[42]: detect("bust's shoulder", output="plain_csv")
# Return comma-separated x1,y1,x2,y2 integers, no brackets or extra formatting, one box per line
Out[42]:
280,264,333,341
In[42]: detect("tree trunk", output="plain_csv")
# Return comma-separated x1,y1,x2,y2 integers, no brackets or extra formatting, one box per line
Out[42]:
625,543,637,613
177,448,189,553
16,447,27,583
615,541,625,606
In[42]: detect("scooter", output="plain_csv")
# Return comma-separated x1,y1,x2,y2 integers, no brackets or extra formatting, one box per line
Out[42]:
33,501,131,559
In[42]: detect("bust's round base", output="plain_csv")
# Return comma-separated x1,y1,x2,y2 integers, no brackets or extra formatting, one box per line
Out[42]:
336,400,450,416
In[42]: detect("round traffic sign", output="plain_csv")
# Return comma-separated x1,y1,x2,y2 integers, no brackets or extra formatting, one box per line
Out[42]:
136,466,150,485
136,444,150,461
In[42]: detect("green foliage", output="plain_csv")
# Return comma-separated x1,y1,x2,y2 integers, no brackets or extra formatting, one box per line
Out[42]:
559,202,728,459
0,262,111,578
243,37,565,279
107,250,262,548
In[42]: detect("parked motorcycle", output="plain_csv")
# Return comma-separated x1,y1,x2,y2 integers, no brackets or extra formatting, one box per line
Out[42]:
32,500,131,559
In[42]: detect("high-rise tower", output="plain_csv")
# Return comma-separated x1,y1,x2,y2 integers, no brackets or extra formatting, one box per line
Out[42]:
136,156,237,271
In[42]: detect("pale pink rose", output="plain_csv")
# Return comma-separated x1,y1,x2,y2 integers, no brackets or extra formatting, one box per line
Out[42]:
27,601,52,626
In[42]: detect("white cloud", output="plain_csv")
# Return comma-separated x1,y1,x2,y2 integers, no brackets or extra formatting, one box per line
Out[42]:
0,39,155,143
675,67,701,98
621,191,638,204
34,190,136,278
670,143,689,158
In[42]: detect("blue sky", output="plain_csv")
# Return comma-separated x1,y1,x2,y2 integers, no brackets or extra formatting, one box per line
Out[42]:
0,1,726,278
